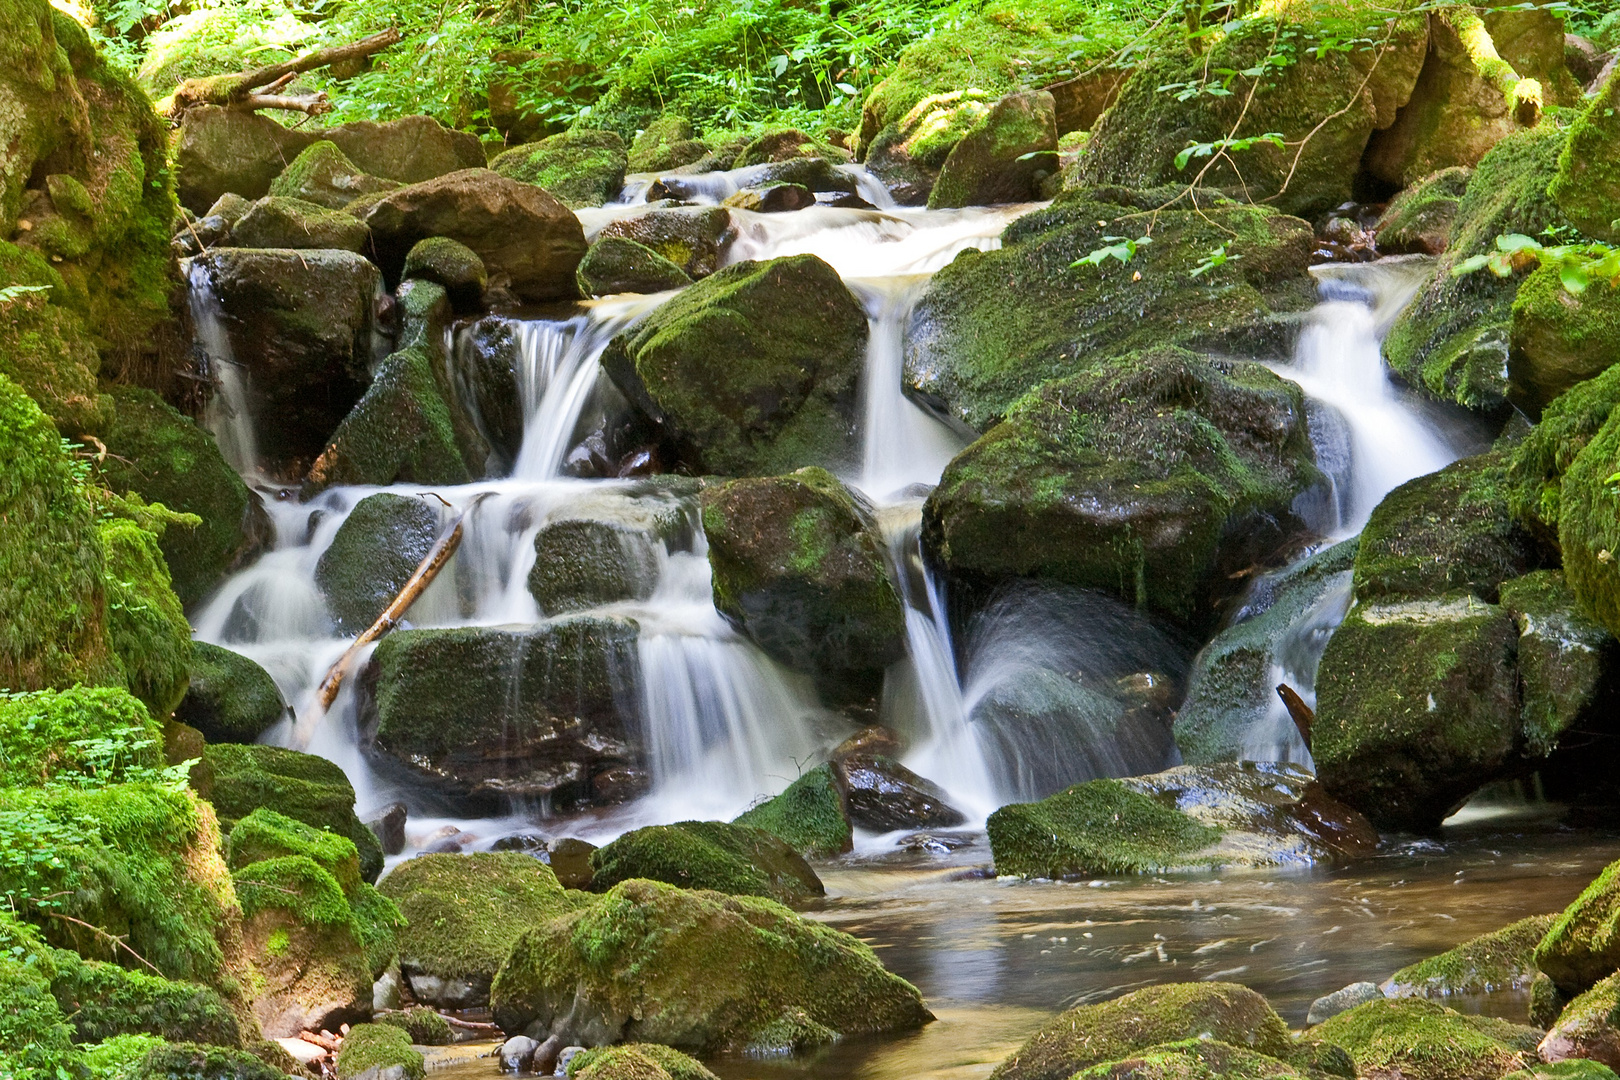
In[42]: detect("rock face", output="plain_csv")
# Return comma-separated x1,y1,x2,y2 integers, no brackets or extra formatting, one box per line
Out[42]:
905,191,1315,432
1499,571,1618,773
491,130,628,208
927,91,1057,209
1309,998,1540,1080
576,236,693,296
528,516,662,614
1385,914,1554,999
195,247,382,473
603,256,868,476
489,878,932,1051
924,347,1322,631
316,493,443,635
175,641,287,743
701,468,904,705
596,207,734,279
1510,267,1620,413
1550,67,1620,243
229,196,370,252
836,752,965,832
588,820,824,904
987,762,1376,878
377,853,579,1009
363,169,587,301
268,141,399,211
362,618,641,811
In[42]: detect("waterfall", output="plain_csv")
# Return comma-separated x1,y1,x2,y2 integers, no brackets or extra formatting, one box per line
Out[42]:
189,260,260,476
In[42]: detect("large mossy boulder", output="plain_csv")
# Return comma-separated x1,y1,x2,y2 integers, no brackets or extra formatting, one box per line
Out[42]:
362,168,586,301
905,191,1314,432
923,346,1321,631
527,515,663,614
98,515,194,719
1384,123,1571,410
602,255,867,476
228,195,370,253
315,493,443,635
362,618,641,810
732,763,852,857
0,242,111,436
588,820,824,904
1510,268,1620,414
596,206,734,279
701,468,904,705
1540,972,1620,1068
175,642,287,744
1559,402,1620,638
1309,998,1539,1080
1536,858,1620,996
927,90,1057,209
577,236,693,296
988,982,1296,1080
863,90,993,205
491,130,629,208
377,852,582,1009
1507,363,1620,543
1385,913,1554,999
133,1042,289,1080
48,949,241,1047
335,1023,425,1080
1550,67,1620,243
268,140,399,211
193,742,383,883
99,387,272,608
490,878,931,1051
1499,570,1618,768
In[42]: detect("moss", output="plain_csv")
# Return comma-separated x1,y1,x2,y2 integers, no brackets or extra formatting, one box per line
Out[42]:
568,1044,718,1080
989,983,1295,1080
1558,401,1620,638
1536,858,1620,995
576,236,693,296
375,1006,453,1047
334,1024,424,1080
1511,269,1620,413
527,517,661,614
131,1043,288,1080
627,116,707,173
1505,1064,1620,1080
0,686,163,787
49,949,240,1047
0,243,111,435
1540,971,1620,1066
268,141,399,212
229,196,371,253
314,493,442,636
490,878,931,1052
1550,66,1620,242
80,1033,166,1079
136,0,318,94
1310,998,1537,1080
1507,363,1620,540
402,237,487,310
175,643,285,745
986,778,1221,878
1385,122,1572,410
1376,167,1473,254
743,1006,839,1055
0,954,75,1061
601,254,867,476
928,91,1057,209
733,763,852,857
589,820,825,904
350,884,405,980
227,808,362,897
491,131,628,208
1386,914,1554,998
1498,570,1616,757
597,206,732,279
99,517,193,719
377,852,582,988
194,743,383,884
1068,1039,1314,1080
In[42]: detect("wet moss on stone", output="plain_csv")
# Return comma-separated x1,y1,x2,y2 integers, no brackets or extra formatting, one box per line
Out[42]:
491,131,629,208
1549,67,1620,242
1385,913,1555,998
588,820,825,904
1498,569,1616,757
132,1042,288,1080
1557,402,1620,638
229,196,371,252
1309,998,1539,1080
1376,167,1473,255
576,236,693,297
568,1044,719,1080
1507,363,1620,541
1510,268,1620,414
1067,1039,1314,1080
175,642,286,745
268,141,399,211
987,778,1222,878
733,763,852,857
402,237,487,310
1536,858,1620,995
315,493,442,636
335,1024,424,1080
227,808,362,896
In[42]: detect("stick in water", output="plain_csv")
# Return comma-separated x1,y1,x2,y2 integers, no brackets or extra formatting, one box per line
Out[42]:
1275,683,1315,749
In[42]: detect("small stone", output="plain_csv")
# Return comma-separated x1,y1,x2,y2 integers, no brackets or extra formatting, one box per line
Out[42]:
1307,982,1385,1026
499,1035,539,1073
373,967,402,1014
553,1046,586,1076
365,802,408,856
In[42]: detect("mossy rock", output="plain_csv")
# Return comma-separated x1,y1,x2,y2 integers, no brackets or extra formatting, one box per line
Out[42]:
402,236,487,310
1537,858,1620,995
175,642,286,744
376,852,584,1009
227,807,363,896
364,618,640,811
733,763,852,857
864,90,993,205
99,387,271,608
527,516,662,614
1507,1062,1620,1080
1309,998,1539,1080
1550,66,1620,242
133,1042,289,1080
928,90,1057,209
314,493,443,635
989,982,1296,1080
1375,166,1473,255
987,778,1221,878
1384,123,1572,410
0,685,163,788
1352,451,1538,604
1175,538,1358,765
48,949,241,1047
568,1044,718,1080
596,206,734,279
923,346,1321,631
375,1006,453,1047
701,468,904,705
268,141,399,212
490,878,931,1052
601,255,867,477
1385,913,1555,999
1068,1039,1317,1080
905,191,1315,432
1313,594,1521,831
1507,363,1620,542
491,130,628,209
1557,401,1620,638
229,196,371,252
0,242,111,436
589,820,825,904
1498,570,1617,761
1511,268,1620,413
194,742,383,883
351,882,407,980
1540,972,1620,1068
576,236,693,296
99,515,194,720
335,1024,424,1080
628,115,708,173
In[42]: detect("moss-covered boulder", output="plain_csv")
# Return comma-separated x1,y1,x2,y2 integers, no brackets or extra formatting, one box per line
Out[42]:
99,387,272,607
315,493,442,635
989,982,1296,1080
602,255,866,476
491,130,628,209
1559,402,1620,638
491,878,930,1050
863,91,991,205
1511,269,1620,414
376,852,582,1009
1175,538,1358,765
334,1023,424,1080
175,642,287,744
1537,859,1620,995
589,820,824,904
1550,67,1620,243
733,763,852,857
568,1043,718,1080
987,778,1219,877
924,347,1321,631
577,236,693,296
49,948,241,1047
193,742,383,883
1508,363,1620,542
596,206,734,279
701,468,903,704
0,242,111,436
1067,1039,1318,1080
1309,998,1538,1080
1384,123,1571,410
905,191,1314,432
362,619,641,811
229,196,370,253
402,236,487,310
0,685,163,787
1499,570,1617,766
627,115,708,173
99,515,194,719
173,107,317,214
134,1042,289,1080
1385,913,1554,999
363,169,586,301
1540,972,1620,1068
927,91,1057,209
527,516,663,614
268,141,399,212
227,807,363,896
375,1006,453,1046
1375,166,1472,255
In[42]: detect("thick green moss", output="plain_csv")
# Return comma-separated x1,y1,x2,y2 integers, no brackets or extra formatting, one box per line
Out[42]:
136,0,318,94
268,141,399,211
589,820,825,904
1550,67,1620,242
0,242,111,436
0,686,163,787
377,852,581,988
1498,570,1616,757
0,954,74,1063
49,949,240,1047
375,1006,452,1046
174,643,285,745
99,517,193,720
1558,402,1620,637
1068,1039,1314,1080
927,90,1056,209
527,516,661,614
350,883,405,980
601,254,867,476
132,1042,288,1080
576,236,693,296
229,196,371,253
986,778,1222,878
1540,971,1620,1066
1536,858,1620,995
402,237,487,310
1385,913,1554,998
333,1024,424,1080
989,983,1295,1080
568,1044,718,1080
597,207,733,279
1511,269,1620,413
1506,1062,1620,1080
314,493,442,636
1309,998,1538,1080
490,878,931,1052
1507,363,1620,540
491,131,628,208
1376,167,1473,255
227,808,362,897
80,1033,166,1079
733,763,852,857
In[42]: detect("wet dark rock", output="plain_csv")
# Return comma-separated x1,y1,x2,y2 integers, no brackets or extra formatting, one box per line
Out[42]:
315,493,443,635
596,206,734,278
898,832,972,853
1306,982,1384,1026
545,837,597,890
527,517,662,614
451,315,526,467
364,802,408,857
175,641,288,743
835,753,965,833
589,765,651,804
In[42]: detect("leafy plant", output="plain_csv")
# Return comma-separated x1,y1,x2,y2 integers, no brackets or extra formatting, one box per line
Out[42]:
1190,242,1239,277
1072,235,1152,269
1174,131,1283,170
1452,232,1620,295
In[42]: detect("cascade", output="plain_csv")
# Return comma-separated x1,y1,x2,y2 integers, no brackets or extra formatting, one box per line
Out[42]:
189,260,260,476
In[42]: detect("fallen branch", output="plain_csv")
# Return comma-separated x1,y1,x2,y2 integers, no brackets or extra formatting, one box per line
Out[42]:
1442,7,1542,126
1276,683,1315,749
41,910,163,976
160,29,402,119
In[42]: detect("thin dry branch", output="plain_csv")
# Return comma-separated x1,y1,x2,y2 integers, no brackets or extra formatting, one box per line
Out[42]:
161,29,401,118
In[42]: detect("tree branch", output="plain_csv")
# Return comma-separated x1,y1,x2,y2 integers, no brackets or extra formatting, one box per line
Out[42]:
160,29,402,119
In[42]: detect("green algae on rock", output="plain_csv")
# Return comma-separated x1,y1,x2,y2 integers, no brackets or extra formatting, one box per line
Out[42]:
1384,913,1555,998
733,763,852,857
175,642,287,745
268,141,400,211
1556,402,1620,638
1511,269,1620,414
577,236,694,296
402,236,488,310
132,1042,289,1080
527,516,662,614
596,207,735,279
1309,998,1538,1080
335,1023,425,1080
491,130,629,208
588,820,825,904
314,493,443,635
627,115,708,173
1549,67,1620,243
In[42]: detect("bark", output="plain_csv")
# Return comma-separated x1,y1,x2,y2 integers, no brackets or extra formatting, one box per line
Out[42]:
161,30,402,118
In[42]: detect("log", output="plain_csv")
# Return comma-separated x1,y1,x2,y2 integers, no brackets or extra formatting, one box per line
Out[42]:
1276,683,1315,749
161,29,401,117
